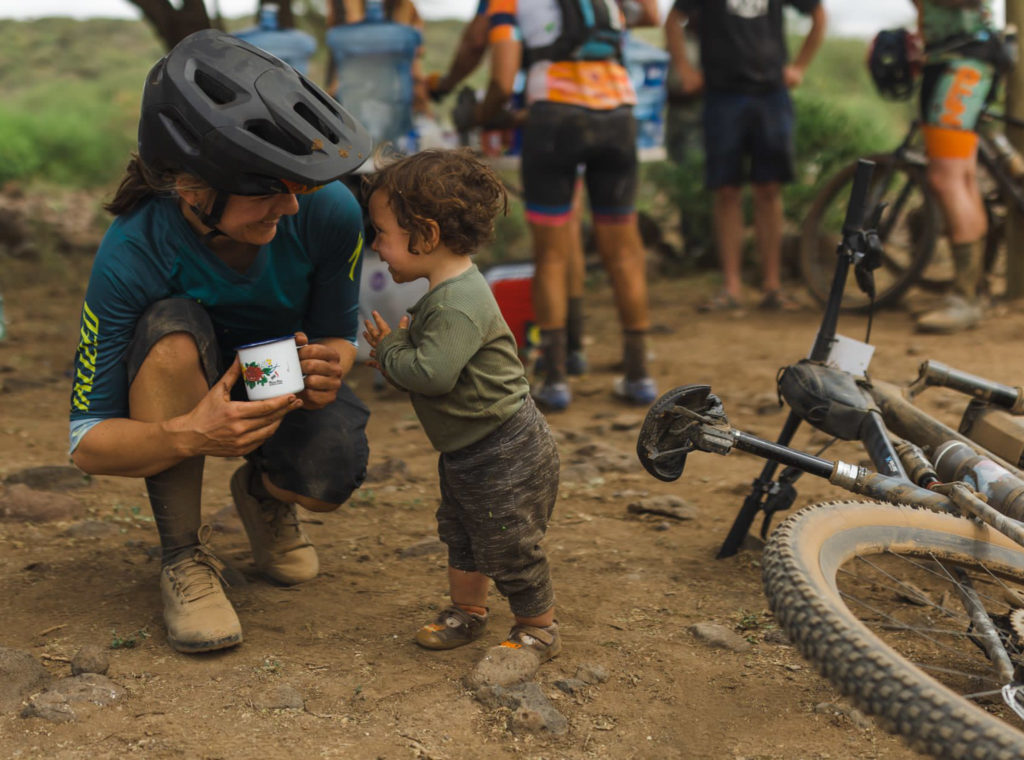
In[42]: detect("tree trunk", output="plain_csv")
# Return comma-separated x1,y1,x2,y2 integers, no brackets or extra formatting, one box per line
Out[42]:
128,0,215,49
1004,3,1024,298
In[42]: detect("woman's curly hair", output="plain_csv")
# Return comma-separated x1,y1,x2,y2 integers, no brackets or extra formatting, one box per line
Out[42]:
365,148,508,255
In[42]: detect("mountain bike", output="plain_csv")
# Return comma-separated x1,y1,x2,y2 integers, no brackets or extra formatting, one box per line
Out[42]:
800,61,1024,312
637,160,1024,758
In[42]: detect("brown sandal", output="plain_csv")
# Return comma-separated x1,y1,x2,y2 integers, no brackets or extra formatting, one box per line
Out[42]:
696,290,742,313
415,606,488,650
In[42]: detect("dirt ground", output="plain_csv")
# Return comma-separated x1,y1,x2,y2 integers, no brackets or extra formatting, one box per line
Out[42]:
4,231,1024,760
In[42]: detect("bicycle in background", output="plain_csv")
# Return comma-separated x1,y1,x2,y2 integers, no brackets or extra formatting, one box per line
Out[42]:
638,160,1024,758
800,30,1024,312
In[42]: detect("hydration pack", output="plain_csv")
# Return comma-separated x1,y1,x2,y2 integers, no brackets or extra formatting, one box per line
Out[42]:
523,0,624,67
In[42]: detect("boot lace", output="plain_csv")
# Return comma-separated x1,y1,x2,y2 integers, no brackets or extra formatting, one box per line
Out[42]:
167,526,230,603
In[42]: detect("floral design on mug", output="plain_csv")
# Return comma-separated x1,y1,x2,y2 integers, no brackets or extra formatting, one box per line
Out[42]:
243,359,280,389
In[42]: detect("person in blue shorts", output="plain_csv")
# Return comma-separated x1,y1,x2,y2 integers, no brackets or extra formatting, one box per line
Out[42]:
666,0,826,312
68,29,372,654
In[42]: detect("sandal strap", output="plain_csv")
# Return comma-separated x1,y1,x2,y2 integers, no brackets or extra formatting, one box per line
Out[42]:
507,623,557,647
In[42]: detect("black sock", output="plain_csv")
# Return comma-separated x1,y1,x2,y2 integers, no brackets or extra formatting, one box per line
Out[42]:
623,329,648,381
540,328,568,384
145,456,205,564
567,298,584,354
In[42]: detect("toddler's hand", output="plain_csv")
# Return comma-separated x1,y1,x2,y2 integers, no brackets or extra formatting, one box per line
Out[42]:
362,311,410,349
362,310,392,349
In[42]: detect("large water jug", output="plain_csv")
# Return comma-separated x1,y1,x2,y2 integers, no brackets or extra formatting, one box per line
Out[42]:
326,1,421,151
356,254,429,363
234,3,317,75
623,34,669,151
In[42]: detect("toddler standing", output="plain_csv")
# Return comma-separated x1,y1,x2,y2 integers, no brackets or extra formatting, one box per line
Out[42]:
362,149,561,672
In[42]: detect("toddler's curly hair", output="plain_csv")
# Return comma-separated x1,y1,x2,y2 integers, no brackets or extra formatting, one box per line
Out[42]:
365,148,508,255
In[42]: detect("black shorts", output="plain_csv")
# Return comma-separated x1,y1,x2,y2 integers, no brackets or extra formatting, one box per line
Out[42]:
702,88,795,189
125,298,369,505
521,101,637,224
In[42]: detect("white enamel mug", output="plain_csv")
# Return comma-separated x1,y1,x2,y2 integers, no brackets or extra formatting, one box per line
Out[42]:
236,336,305,400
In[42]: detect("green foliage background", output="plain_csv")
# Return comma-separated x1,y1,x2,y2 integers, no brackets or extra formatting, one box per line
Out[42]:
0,16,916,262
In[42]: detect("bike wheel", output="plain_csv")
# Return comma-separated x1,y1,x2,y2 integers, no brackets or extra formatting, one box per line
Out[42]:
763,501,1024,759
800,155,941,311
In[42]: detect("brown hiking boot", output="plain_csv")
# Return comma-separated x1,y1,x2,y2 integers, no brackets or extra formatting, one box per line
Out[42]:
415,605,488,650
230,463,318,585
160,533,242,654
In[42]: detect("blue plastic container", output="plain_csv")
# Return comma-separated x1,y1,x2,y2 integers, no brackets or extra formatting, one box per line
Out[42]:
326,2,422,150
234,5,317,74
622,34,670,151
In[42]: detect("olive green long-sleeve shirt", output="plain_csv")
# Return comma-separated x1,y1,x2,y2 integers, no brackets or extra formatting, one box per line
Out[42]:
375,265,528,452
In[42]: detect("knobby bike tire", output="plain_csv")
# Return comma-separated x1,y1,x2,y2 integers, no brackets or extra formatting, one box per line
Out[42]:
800,155,940,312
763,501,1024,759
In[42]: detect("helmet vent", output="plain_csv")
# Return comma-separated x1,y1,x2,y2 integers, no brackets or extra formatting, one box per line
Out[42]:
246,119,308,155
294,102,338,145
301,78,343,118
194,68,237,105
158,109,202,156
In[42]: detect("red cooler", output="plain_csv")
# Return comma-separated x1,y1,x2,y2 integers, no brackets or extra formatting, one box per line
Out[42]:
485,263,535,349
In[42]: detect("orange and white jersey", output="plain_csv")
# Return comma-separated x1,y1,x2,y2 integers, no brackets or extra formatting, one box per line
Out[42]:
487,0,636,110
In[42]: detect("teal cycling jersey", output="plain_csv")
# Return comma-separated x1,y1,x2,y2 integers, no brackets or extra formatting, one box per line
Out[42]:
69,180,364,428
921,0,995,49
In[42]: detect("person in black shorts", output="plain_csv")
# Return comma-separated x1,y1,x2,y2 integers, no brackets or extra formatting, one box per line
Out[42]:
666,0,826,312
465,0,660,410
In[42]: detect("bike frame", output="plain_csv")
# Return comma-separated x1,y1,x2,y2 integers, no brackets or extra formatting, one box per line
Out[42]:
719,153,1024,557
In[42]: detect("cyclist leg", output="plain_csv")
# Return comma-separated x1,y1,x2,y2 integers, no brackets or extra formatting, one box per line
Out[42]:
703,90,749,308
521,102,586,407
917,58,995,333
583,106,656,403
566,170,588,373
749,89,796,307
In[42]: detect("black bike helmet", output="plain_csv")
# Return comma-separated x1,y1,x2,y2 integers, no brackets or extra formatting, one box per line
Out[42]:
867,28,917,102
139,28,371,197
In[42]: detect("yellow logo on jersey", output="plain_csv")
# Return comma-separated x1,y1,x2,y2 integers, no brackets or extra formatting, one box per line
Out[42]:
71,302,100,412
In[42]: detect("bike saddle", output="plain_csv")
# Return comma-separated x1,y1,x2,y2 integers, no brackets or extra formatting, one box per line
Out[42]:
636,384,726,482
778,360,877,440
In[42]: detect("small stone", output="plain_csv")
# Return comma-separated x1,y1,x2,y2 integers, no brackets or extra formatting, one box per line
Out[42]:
0,647,53,714
509,705,568,735
560,463,602,484
23,673,125,722
21,692,75,723
467,645,541,689
5,466,90,491
0,485,80,523
626,496,697,521
55,674,125,706
553,678,588,695
574,663,609,685
71,645,109,676
763,629,791,645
